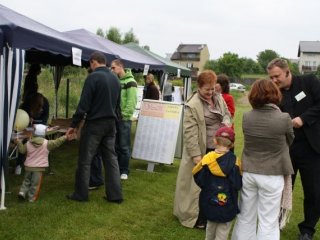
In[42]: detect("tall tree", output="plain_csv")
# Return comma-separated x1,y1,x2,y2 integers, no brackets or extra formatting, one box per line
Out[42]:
204,60,219,73
123,28,139,44
257,49,280,72
241,57,263,74
106,27,122,44
217,52,243,79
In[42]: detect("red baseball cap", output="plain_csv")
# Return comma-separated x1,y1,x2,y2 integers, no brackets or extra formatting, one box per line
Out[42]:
215,126,235,143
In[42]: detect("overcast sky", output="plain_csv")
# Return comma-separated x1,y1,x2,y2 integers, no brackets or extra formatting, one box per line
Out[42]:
1,0,320,60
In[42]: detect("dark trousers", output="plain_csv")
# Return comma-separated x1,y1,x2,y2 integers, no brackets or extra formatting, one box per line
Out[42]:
291,141,320,236
72,118,122,201
89,148,104,187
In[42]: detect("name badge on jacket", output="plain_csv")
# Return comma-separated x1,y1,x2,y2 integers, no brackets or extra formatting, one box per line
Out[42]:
295,91,306,102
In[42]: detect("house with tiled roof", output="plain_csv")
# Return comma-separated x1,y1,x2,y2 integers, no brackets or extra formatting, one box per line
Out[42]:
171,44,209,78
298,41,320,73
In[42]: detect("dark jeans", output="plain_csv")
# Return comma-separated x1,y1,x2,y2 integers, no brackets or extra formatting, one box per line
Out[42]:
163,95,173,102
71,118,122,201
291,140,320,236
89,148,104,187
116,120,132,175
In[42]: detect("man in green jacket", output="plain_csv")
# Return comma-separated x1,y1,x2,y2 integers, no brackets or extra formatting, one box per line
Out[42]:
111,59,137,180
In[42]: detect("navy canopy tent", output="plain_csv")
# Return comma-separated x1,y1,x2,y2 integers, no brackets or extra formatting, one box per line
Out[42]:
0,4,164,209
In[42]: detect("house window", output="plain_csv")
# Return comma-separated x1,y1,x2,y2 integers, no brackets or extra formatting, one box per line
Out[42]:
187,53,197,59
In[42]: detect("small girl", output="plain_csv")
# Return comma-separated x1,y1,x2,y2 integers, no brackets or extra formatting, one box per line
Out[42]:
16,124,67,202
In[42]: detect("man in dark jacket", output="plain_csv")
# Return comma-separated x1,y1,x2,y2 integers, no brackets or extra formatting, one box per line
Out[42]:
267,58,320,240
66,51,122,203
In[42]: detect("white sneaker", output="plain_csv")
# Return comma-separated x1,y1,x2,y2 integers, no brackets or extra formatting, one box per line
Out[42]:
120,174,128,180
18,192,25,200
15,165,22,175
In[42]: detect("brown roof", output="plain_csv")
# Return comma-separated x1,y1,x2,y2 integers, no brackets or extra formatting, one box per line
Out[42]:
171,44,207,60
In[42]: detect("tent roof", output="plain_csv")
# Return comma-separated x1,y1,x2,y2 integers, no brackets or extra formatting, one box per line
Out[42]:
63,29,165,71
124,43,191,77
0,4,105,65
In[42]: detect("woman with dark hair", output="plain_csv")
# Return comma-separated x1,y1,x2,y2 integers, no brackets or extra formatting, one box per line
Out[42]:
231,79,294,240
21,64,49,125
216,74,235,118
173,70,231,229
143,73,160,100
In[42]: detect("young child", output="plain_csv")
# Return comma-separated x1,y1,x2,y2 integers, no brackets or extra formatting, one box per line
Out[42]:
192,126,242,240
16,124,67,202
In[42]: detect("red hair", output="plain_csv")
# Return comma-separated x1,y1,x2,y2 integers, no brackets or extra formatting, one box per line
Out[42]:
197,70,217,88
249,79,282,108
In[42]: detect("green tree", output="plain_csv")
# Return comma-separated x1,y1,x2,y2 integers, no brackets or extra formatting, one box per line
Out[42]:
241,57,263,74
106,27,122,44
123,28,139,44
96,28,105,38
217,52,243,79
257,49,280,72
204,60,219,72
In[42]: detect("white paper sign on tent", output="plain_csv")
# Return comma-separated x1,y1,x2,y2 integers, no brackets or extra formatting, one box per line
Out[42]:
143,64,150,76
72,47,82,66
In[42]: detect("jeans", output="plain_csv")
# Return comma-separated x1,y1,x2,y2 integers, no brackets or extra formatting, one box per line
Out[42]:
116,120,132,175
71,118,122,201
20,170,43,201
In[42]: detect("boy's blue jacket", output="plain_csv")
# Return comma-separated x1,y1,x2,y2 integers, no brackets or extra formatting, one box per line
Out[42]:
192,151,242,223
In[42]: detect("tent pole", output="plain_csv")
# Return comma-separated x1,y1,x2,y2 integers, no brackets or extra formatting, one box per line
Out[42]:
0,167,7,210
66,78,69,118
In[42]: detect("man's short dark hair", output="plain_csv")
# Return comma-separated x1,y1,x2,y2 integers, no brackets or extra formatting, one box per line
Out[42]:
111,59,124,68
89,51,106,64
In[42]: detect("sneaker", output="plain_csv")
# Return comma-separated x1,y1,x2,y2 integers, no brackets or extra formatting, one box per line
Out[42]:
120,174,128,180
15,165,22,175
17,192,25,200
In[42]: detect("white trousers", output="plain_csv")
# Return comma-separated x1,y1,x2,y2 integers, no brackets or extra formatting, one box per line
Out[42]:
231,172,284,240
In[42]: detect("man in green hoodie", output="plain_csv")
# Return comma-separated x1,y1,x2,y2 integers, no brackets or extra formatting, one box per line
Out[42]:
111,59,137,180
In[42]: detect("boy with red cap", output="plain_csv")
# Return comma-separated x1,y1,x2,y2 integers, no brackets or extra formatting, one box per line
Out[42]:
192,126,242,240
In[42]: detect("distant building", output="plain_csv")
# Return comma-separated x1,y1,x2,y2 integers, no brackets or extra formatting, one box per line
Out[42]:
298,41,320,73
171,44,210,78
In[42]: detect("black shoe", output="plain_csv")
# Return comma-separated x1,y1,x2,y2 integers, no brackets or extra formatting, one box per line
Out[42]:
299,233,313,240
103,196,123,204
66,194,88,202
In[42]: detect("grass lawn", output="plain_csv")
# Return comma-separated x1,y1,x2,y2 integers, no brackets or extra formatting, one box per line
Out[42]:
1,93,319,240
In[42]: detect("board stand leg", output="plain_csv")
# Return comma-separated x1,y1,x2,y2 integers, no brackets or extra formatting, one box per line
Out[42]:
147,162,155,173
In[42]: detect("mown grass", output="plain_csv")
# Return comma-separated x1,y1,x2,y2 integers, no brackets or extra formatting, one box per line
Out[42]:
5,74,319,239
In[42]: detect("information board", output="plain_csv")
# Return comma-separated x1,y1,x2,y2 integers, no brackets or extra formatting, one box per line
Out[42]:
132,100,183,164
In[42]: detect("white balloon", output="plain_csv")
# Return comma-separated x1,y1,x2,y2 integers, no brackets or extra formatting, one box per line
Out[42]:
14,109,30,131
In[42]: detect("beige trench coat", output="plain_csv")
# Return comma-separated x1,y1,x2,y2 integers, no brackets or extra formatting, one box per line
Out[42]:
173,92,231,228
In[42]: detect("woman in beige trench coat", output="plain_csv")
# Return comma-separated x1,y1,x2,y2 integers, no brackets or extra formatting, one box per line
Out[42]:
173,70,232,228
